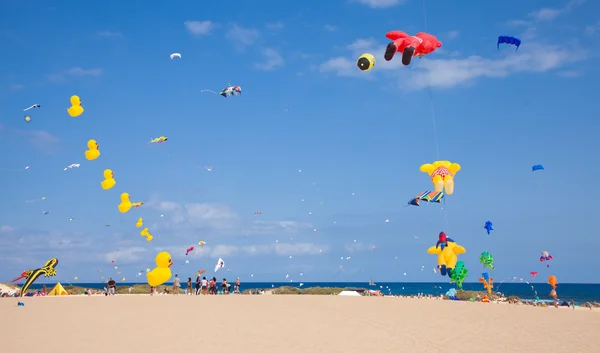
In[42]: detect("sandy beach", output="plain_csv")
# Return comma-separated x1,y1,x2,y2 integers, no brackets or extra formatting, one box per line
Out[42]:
1,295,598,353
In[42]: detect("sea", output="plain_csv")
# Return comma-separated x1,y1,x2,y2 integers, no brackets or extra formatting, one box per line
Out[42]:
23,281,600,304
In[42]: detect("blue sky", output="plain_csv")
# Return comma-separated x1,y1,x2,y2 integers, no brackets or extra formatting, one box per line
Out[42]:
1,0,599,284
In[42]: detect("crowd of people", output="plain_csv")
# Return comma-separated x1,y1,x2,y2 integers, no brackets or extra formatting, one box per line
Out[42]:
149,275,242,295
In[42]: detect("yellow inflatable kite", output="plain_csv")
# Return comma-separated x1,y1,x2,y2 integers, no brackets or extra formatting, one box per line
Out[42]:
118,193,132,213
68,95,84,117
147,252,172,287
101,169,115,190
427,241,466,277
419,160,461,195
85,140,100,161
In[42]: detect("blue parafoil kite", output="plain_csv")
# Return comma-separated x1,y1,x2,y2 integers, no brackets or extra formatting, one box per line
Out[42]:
498,36,521,51
532,164,544,172
484,221,493,235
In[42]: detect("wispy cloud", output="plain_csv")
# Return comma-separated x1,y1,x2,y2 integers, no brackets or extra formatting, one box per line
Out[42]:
266,22,284,30
557,70,580,78
226,24,260,46
528,0,585,21
345,242,375,253
17,130,61,152
96,30,122,38
352,0,405,8
182,242,328,259
446,30,459,39
9,84,24,90
65,67,103,76
255,48,284,71
585,20,600,35
184,20,215,36
150,200,238,231
324,24,338,32
46,67,103,84
105,247,148,264
319,37,586,89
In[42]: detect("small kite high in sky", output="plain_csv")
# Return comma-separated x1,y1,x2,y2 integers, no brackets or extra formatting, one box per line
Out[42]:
202,83,242,98
149,136,168,144
23,104,41,111
497,36,521,51
532,164,544,172
170,53,182,59
64,163,80,171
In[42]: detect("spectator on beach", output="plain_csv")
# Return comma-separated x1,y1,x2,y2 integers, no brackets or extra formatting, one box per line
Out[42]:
571,300,575,310
42,284,47,295
195,276,201,295
107,278,116,295
201,276,208,295
235,277,241,294
209,277,216,295
186,277,192,295
221,278,228,294
172,274,181,295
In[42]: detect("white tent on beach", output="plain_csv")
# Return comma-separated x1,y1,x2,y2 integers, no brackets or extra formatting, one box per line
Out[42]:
338,290,361,296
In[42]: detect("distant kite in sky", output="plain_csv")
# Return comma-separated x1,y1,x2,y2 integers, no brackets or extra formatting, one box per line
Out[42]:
484,221,493,235
498,36,521,51
532,164,544,172
170,53,182,59
23,104,41,112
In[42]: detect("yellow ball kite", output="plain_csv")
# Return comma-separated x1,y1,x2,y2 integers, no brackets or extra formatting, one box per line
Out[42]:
419,160,461,195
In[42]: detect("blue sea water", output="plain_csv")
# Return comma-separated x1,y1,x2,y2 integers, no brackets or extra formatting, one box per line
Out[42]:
22,281,600,303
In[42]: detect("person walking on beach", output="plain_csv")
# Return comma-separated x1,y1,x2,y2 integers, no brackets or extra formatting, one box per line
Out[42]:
107,278,116,295
201,276,208,295
234,277,241,294
172,274,181,295
209,277,216,295
195,276,201,295
571,300,575,310
186,277,192,295
221,278,228,294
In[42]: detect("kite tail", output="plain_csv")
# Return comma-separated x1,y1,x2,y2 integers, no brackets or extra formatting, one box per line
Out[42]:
201,90,218,95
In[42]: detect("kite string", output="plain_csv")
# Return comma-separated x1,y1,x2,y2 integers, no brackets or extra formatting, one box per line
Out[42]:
422,0,448,229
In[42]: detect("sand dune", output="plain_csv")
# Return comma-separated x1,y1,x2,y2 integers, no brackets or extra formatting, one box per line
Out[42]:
2,296,598,353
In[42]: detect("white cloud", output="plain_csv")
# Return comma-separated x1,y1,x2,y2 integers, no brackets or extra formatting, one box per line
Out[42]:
319,38,586,89
255,48,284,71
266,22,284,30
66,67,103,76
324,24,338,32
0,225,15,232
585,21,600,35
353,0,404,8
160,242,327,259
184,20,214,35
529,0,585,21
557,70,580,77
446,30,459,39
150,200,239,231
248,220,312,234
105,247,148,264
345,242,375,252
16,129,61,152
96,30,122,38
226,24,260,46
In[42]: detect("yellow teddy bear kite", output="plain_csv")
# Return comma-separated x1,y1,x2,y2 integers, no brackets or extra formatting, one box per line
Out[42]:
419,160,461,195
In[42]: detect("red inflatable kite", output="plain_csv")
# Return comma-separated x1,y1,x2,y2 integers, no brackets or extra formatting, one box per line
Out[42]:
530,271,538,280
384,31,442,66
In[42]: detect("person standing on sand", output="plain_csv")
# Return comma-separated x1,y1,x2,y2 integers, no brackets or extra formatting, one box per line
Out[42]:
107,278,116,295
187,277,192,295
571,300,575,310
201,276,208,295
172,274,181,295
42,284,47,295
195,276,201,295
235,277,240,294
